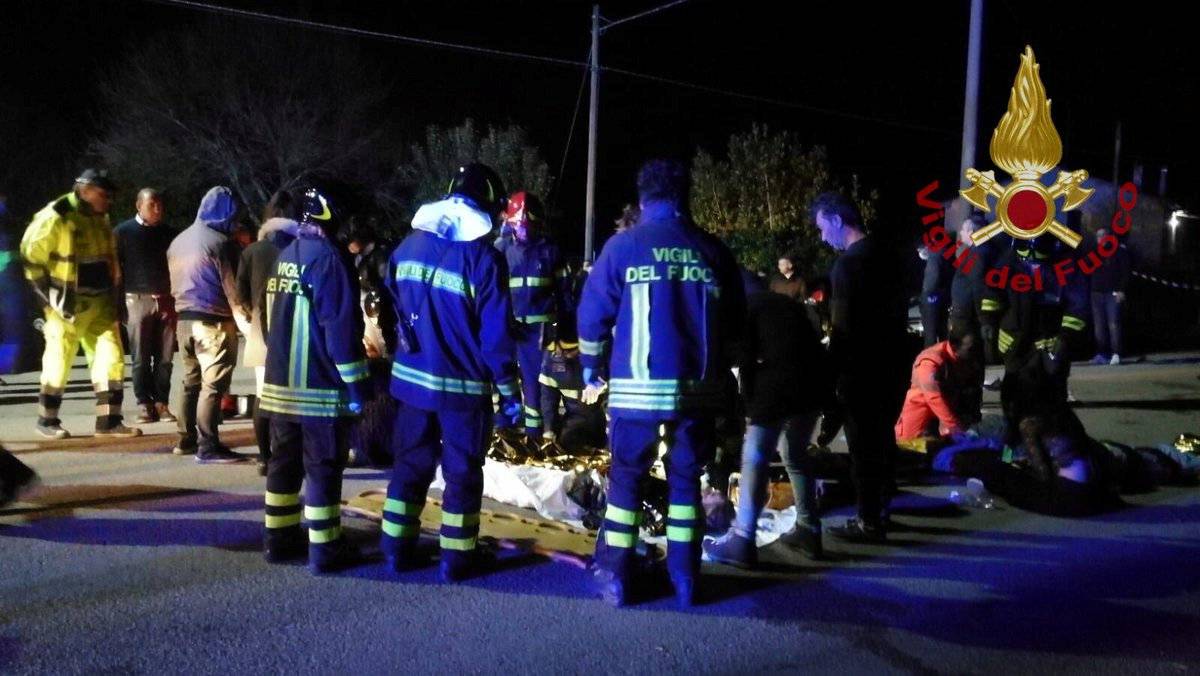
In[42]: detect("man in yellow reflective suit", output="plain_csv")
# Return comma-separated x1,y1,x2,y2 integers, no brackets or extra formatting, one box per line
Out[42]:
20,170,141,439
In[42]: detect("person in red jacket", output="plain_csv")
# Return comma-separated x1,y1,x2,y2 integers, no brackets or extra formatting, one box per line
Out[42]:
894,326,982,440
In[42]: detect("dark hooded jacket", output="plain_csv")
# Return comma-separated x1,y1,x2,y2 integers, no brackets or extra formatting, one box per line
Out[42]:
237,217,299,366
167,186,248,321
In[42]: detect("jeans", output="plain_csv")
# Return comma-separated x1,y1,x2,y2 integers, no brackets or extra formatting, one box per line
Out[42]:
125,294,176,405
1090,292,1123,357
176,319,237,452
734,412,820,534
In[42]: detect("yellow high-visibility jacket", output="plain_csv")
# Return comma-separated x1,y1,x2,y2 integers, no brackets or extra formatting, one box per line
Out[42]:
20,192,120,322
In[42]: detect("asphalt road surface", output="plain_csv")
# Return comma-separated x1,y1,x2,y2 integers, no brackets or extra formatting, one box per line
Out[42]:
3,353,1199,674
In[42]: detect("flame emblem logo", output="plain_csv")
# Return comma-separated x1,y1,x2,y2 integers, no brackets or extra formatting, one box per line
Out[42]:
962,46,1092,248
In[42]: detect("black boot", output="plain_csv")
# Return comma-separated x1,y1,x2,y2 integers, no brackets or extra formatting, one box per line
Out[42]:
263,526,306,563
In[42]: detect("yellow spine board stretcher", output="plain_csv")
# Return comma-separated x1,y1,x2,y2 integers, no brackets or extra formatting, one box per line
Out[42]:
342,489,598,569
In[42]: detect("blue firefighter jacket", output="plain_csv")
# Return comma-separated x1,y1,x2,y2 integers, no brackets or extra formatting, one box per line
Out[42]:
577,202,745,420
495,235,565,325
385,197,520,412
260,227,370,421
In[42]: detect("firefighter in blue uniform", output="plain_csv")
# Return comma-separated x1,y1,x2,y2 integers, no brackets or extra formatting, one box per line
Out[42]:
981,233,1090,477
259,188,371,575
381,163,521,583
495,191,565,438
578,159,745,607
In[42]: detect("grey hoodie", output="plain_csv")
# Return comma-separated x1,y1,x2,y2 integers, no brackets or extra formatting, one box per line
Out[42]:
167,186,248,321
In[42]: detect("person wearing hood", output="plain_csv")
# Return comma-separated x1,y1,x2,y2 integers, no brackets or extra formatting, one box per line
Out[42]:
20,169,141,439
237,190,300,473
380,163,521,583
258,188,372,574
167,186,251,463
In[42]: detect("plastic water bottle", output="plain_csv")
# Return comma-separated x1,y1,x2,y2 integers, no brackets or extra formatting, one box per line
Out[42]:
949,478,995,509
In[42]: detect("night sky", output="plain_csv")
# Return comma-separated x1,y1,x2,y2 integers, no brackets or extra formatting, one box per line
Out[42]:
1,0,1195,254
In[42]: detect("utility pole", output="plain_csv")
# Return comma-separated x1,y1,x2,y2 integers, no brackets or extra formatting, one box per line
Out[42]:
582,0,689,261
584,4,600,262
959,0,983,190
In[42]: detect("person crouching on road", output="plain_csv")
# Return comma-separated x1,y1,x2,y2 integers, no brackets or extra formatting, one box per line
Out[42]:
258,188,371,575
894,324,983,440
20,169,141,439
381,163,521,583
579,159,746,608
704,271,831,568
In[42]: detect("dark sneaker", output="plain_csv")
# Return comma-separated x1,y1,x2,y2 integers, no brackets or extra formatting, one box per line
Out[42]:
828,517,886,544
35,422,71,440
263,529,306,564
702,529,757,569
172,444,197,456
592,568,629,608
777,523,824,560
195,446,251,464
671,576,698,609
135,404,158,424
1089,354,1109,365
155,403,177,423
255,458,268,477
983,376,1003,392
95,424,143,439
309,541,364,575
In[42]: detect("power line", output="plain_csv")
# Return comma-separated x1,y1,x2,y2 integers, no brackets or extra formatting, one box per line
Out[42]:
602,0,692,32
550,51,593,222
600,64,956,136
145,0,587,69
141,0,956,136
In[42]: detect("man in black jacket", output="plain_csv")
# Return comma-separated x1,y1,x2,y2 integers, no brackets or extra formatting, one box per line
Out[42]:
813,192,911,543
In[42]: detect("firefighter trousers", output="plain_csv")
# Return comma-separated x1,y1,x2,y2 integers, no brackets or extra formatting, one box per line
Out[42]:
514,322,545,436
381,402,491,566
264,418,350,563
598,415,714,582
38,296,126,431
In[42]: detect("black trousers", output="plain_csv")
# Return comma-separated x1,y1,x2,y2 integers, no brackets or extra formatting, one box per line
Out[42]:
843,383,907,526
124,294,176,406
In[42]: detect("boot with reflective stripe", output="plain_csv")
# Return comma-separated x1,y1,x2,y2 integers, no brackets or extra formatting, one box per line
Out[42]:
263,490,304,563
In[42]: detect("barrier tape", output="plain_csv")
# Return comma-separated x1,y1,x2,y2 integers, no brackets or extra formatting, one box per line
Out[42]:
1132,270,1200,293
